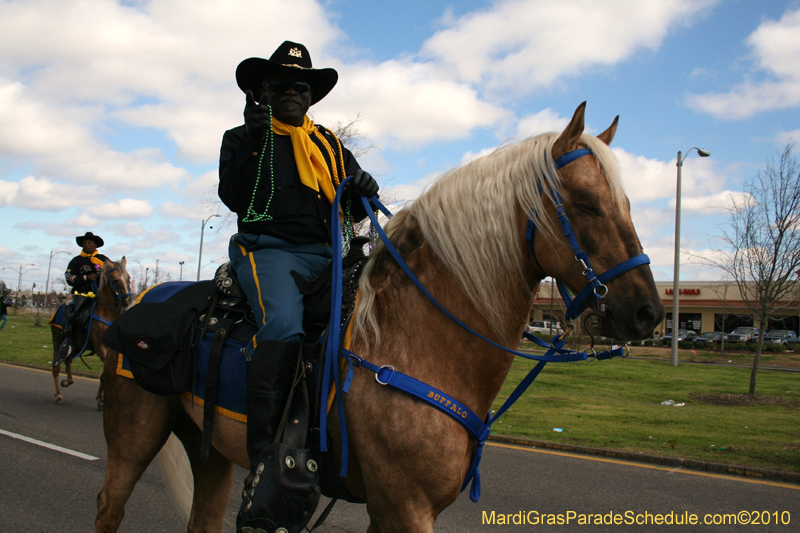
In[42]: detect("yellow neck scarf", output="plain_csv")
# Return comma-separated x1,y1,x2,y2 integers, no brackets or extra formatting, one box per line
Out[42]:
271,116,336,205
80,251,104,268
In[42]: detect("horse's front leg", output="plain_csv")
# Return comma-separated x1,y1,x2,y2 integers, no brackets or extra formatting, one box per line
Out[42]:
52,362,63,404
96,372,177,532
93,345,107,411
61,359,75,388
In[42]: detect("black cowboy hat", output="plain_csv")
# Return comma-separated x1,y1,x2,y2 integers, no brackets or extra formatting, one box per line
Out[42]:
236,41,338,106
76,231,104,247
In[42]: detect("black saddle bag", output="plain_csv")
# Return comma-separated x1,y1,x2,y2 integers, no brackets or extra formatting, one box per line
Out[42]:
102,282,215,395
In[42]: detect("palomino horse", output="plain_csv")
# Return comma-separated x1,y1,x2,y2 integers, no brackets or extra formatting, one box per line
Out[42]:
50,258,131,409
95,103,664,532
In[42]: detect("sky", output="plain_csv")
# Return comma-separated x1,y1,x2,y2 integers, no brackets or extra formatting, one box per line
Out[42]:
1,0,799,294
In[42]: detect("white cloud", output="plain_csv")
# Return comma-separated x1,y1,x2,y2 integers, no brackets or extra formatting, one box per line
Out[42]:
421,0,717,96
0,0,342,168
160,200,218,220
0,176,100,210
320,60,508,146
516,109,570,139
0,80,190,188
107,222,146,237
382,172,440,204
686,8,800,118
90,199,154,219
777,129,800,146
677,190,750,214
613,147,724,204
66,213,102,227
146,229,181,244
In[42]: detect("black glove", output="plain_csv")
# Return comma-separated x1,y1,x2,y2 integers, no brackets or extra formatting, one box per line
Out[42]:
350,169,379,198
243,90,271,140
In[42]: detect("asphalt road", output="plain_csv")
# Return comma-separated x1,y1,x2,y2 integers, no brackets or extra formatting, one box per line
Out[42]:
1,362,798,532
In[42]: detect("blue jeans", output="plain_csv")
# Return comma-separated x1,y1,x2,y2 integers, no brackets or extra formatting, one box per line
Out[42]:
228,233,332,354
0,314,7,330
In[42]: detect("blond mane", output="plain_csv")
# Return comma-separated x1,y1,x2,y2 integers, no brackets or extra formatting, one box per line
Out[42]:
353,132,626,347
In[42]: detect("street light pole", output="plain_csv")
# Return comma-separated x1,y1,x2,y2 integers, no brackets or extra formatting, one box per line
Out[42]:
3,264,36,305
179,261,185,281
671,147,711,367
44,250,69,312
197,214,221,281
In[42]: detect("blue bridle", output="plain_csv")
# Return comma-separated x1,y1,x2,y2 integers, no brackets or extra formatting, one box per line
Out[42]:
530,148,651,320
319,147,650,502
92,266,132,327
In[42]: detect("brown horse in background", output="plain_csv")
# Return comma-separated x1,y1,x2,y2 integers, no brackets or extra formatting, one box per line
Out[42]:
95,103,664,532
50,258,131,409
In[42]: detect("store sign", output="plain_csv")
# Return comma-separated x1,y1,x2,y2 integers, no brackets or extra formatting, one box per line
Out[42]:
665,288,701,295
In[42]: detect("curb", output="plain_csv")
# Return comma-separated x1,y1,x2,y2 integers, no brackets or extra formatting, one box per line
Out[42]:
5,361,798,486
2,360,101,380
488,434,800,485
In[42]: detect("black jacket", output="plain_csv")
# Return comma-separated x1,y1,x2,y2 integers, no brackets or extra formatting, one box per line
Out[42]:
218,124,369,244
65,253,108,294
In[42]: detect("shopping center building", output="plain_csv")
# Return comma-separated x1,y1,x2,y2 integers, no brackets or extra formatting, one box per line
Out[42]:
531,280,800,336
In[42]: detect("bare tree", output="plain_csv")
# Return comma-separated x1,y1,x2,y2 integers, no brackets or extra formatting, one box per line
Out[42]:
703,279,737,357
696,142,800,393
329,113,378,160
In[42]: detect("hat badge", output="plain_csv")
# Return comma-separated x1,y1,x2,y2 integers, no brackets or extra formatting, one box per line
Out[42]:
288,47,303,58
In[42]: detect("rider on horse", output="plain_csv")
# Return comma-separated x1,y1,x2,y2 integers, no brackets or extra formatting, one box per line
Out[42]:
218,40,379,532
56,231,108,363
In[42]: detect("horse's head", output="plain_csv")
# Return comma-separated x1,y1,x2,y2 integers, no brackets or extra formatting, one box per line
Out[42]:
99,257,133,313
532,102,664,342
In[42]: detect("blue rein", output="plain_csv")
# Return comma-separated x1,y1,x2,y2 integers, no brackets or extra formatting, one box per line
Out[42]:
320,147,650,502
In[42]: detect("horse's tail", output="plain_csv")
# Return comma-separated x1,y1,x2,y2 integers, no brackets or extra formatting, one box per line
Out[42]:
155,432,193,522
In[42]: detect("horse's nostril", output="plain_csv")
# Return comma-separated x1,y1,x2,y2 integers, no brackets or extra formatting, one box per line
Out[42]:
635,304,658,332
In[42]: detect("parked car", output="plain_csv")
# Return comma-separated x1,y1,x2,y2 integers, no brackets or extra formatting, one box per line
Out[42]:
760,330,797,346
723,327,759,344
786,336,800,351
692,331,723,346
525,320,563,336
661,330,698,346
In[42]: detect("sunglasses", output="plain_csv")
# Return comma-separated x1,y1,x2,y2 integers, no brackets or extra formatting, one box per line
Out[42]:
265,81,311,94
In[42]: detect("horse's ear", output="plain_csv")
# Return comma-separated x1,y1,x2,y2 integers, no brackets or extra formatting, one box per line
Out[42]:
597,115,619,146
121,256,126,267
553,102,586,159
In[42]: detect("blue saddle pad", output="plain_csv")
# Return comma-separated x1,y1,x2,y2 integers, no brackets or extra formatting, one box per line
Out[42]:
116,281,249,422
49,303,67,330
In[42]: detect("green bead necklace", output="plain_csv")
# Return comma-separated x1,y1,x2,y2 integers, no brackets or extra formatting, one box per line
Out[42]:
242,107,275,222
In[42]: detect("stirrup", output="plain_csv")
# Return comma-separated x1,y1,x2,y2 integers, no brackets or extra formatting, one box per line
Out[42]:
236,443,320,533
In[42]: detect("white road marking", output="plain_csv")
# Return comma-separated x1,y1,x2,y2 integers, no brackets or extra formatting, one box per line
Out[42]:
0,428,99,461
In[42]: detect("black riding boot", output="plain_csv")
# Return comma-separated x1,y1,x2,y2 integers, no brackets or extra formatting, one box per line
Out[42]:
243,339,299,470
237,339,321,533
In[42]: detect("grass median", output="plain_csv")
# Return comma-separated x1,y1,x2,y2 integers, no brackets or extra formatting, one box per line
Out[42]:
0,316,104,373
1,320,797,474
493,346,799,474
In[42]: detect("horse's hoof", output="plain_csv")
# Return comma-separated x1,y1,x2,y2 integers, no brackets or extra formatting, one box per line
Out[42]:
55,396,63,404
97,402,103,412
60,380,73,388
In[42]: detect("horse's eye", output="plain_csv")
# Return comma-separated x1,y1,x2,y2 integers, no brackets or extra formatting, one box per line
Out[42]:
575,202,602,216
